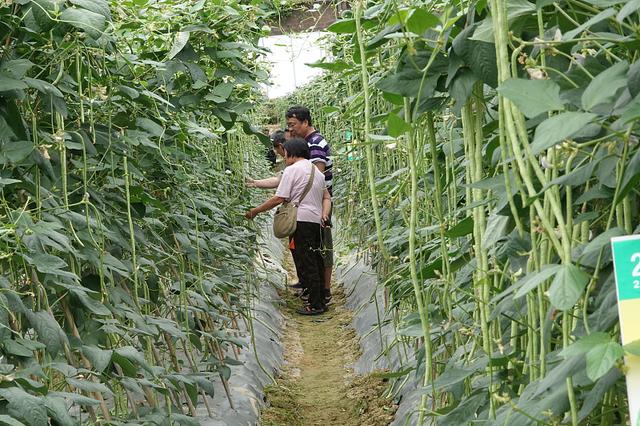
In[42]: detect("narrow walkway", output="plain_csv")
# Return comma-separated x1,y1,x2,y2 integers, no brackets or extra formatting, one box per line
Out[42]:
261,252,396,425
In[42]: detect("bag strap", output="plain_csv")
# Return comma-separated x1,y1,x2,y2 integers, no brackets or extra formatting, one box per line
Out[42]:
294,162,316,206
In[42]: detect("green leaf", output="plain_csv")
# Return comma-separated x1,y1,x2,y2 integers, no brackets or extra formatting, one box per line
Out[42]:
0,59,34,79
44,396,74,426
136,118,164,137
82,345,113,373
624,339,640,356
514,265,563,299
48,392,100,406
617,0,640,21
71,289,111,316
531,112,598,154
31,0,65,30
377,68,438,99
306,60,351,72
23,253,78,280
0,415,26,426
114,346,153,373
0,178,21,188
2,339,34,357
327,19,356,34
561,332,611,358
498,78,565,118
387,113,411,137
70,0,111,19
25,310,69,357
24,77,63,97
471,0,536,42
617,141,640,204
0,388,47,426
547,263,590,310
445,216,474,238
0,74,27,92
406,8,439,34
563,8,616,41
0,140,34,164
205,82,234,103
582,61,629,111
586,341,624,381
66,378,113,395
167,31,190,60
436,393,486,425
59,6,107,38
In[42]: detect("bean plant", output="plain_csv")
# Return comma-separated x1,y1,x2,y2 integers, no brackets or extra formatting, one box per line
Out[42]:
0,0,277,424
283,0,640,424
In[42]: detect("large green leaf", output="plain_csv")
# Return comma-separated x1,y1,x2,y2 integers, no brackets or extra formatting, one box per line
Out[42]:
44,396,74,426
387,113,411,137
0,74,28,92
327,19,356,34
563,8,616,41
498,78,565,117
547,263,590,310
378,70,437,99
586,341,624,381
514,264,563,298
531,112,598,154
406,8,439,35
0,140,34,164
24,77,63,97
31,0,65,31
167,32,190,60
25,310,69,357
581,61,629,111
0,388,47,426
59,6,107,38
66,378,113,395
23,253,78,280
561,332,611,358
70,0,111,19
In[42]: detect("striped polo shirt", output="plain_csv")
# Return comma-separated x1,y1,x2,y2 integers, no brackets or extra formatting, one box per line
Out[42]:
305,130,333,191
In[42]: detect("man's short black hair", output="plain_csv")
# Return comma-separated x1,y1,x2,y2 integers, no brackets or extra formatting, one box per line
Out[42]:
286,106,312,126
283,138,310,159
271,130,286,147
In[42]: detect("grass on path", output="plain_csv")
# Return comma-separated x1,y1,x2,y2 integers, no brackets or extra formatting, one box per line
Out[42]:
261,252,396,425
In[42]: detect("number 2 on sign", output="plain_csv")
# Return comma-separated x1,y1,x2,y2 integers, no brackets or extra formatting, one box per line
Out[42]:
632,252,640,289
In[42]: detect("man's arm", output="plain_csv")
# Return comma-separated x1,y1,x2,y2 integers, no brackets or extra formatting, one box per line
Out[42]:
321,189,331,224
246,174,281,189
245,195,285,219
312,162,326,173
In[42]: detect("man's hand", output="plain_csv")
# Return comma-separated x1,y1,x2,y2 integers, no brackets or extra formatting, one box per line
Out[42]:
245,209,256,219
246,178,257,188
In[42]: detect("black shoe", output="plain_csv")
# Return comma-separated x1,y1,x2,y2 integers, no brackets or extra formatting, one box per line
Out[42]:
297,305,327,316
324,291,332,305
289,282,303,289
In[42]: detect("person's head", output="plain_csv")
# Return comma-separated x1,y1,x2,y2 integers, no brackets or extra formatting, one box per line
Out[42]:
271,130,286,157
286,106,313,138
283,138,309,165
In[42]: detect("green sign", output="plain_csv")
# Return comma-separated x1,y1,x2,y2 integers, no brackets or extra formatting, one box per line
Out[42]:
611,235,640,301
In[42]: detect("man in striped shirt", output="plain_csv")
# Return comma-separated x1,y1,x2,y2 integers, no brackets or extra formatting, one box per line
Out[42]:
286,106,333,304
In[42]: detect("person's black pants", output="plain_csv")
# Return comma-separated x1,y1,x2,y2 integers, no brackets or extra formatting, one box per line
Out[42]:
290,221,325,309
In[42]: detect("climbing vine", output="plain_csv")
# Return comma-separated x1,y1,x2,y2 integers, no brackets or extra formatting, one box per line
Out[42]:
285,0,640,424
0,0,274,423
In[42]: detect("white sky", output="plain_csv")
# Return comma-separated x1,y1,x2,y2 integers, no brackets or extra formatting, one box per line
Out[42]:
259,31,328,99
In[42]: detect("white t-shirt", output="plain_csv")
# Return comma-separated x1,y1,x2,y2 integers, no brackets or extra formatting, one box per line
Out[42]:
275,159,325,224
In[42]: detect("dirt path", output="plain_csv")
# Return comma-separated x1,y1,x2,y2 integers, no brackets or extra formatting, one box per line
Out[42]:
260,252,396,426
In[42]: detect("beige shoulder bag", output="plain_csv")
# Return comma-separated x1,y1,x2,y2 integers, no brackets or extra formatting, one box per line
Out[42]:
273,163,315,238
